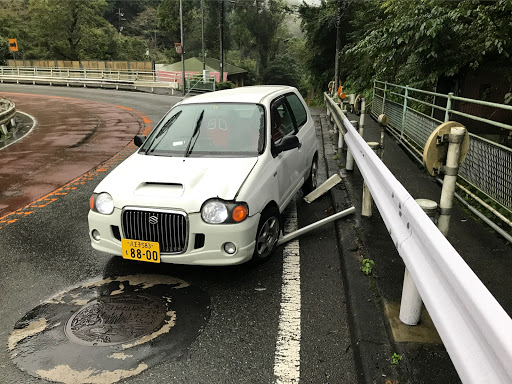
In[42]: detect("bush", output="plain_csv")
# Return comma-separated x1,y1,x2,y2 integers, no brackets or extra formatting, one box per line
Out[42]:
217,81,235,90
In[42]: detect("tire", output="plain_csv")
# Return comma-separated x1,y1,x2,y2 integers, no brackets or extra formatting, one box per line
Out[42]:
252,207,281,261
302,156,318,194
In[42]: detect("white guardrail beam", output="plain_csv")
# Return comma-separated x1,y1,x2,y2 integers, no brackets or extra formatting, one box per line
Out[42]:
324,93,512,384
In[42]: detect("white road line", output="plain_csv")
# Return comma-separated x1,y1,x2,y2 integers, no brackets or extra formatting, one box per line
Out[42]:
274,201,301,384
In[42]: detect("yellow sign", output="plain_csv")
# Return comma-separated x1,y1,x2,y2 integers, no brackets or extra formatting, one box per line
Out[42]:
9,39,18,52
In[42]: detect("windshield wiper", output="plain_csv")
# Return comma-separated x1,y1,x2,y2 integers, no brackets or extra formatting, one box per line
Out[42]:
144,110,182,154
184,110,204,157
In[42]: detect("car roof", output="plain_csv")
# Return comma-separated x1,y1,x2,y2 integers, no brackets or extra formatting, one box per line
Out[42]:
180,85,296,105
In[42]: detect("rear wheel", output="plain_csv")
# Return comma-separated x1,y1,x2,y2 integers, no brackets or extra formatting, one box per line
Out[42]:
302,156,318,194
253,207,281,261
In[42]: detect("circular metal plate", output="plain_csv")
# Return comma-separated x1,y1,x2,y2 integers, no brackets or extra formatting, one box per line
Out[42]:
423,121,470,176
378,114,389,127
9,274,210,384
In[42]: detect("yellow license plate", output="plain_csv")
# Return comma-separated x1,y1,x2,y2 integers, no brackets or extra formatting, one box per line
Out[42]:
121,239,160,263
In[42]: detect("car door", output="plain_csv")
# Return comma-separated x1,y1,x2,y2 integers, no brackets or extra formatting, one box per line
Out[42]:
270,96,303,210
285,92,316,179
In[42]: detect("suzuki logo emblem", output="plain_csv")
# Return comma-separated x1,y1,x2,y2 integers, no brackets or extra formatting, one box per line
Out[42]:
149,216,158,225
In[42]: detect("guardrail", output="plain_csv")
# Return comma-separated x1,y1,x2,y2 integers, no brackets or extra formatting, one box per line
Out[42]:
0,98,16,137
325,92,512,383
0,66,217,94
372,81,512,239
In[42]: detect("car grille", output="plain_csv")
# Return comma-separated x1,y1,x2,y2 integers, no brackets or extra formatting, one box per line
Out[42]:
122,209,188,254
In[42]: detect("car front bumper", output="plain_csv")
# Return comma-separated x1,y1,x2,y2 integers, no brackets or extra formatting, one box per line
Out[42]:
88,208,260,266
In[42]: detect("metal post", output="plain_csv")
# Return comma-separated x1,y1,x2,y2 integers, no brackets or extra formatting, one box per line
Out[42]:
382,82,387,114
438,126,466,236
401,86,408,139
334,0,341,93
372,81,376,106
362,142,380,217
400,199,437,325
359,98,365,138
346,149,354,171
180,0,186,96
444,92,453,122
219,0,224,83
277,207,355,246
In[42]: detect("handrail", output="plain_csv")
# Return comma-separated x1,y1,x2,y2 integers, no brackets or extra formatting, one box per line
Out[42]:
0,66,179,90
325,93,512,383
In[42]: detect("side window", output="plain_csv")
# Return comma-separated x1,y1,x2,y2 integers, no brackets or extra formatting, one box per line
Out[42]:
286,93,308,130
270,98,295,145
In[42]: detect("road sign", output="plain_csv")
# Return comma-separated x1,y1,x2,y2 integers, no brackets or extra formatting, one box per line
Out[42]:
9,39,18,52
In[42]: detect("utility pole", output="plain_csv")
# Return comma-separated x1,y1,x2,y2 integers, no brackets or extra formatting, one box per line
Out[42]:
219,0,224,83
201,0,206,74
180,0,186,96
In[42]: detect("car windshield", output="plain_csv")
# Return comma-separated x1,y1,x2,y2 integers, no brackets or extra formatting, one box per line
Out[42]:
141,103,265,157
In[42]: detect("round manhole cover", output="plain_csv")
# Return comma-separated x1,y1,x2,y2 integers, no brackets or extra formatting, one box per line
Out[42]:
65,293,167,346
9,274,210,384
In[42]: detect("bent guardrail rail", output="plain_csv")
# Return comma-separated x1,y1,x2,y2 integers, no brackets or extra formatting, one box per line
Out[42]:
325,92,512,383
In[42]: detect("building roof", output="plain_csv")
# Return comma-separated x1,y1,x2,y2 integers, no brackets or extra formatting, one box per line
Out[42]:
162,57,248,75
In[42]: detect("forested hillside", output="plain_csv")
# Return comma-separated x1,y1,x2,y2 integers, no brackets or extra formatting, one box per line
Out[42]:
1,0,511,101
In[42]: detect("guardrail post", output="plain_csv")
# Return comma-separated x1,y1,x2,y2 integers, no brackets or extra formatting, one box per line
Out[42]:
438,126,466,236
444,92,453,122
361,142,380,216
359,98,365,138
401,86,408,139
382,82,387,114
399,198,437,325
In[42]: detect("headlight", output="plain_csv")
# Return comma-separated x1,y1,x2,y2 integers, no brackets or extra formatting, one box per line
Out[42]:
90,192,114,215
201,199,248,224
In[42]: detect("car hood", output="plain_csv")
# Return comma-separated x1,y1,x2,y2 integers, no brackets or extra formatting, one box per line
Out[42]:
94,153,258,212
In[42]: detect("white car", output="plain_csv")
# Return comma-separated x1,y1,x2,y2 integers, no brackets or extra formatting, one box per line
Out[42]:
88,86,318,265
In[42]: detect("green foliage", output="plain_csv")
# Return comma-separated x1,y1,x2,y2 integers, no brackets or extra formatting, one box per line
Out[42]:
361,258,375,275
391,352,402,365
217,81,235,90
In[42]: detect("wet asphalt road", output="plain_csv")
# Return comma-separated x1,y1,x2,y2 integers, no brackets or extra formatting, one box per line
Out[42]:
0,85,357,383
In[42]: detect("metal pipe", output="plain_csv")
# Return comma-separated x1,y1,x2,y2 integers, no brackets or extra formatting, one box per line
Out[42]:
401,86,408,139
362,142,381,217
359,98,365,138
438,126,466,236
180,0,186,96
444,92,453,122
277,206,355,246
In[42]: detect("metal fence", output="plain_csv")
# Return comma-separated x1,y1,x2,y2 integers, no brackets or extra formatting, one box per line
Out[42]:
372,81,512,233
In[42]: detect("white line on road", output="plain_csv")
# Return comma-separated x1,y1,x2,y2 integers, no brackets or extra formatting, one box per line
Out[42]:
274,200,301,384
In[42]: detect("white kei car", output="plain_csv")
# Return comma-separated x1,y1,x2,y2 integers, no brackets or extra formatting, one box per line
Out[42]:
88,85,318,265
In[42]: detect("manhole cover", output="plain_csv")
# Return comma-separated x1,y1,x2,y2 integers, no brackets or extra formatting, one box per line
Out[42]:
65,293,167,346
9,274,210,384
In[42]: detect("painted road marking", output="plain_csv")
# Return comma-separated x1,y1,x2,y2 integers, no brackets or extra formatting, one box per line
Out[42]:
274,200,301,383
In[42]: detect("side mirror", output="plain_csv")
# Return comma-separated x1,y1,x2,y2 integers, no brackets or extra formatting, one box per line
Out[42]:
134,135,146,147
272,135,300,157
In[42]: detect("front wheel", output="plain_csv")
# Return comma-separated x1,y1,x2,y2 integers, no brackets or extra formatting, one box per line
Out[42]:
253,207,281,261
302,156,318,194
